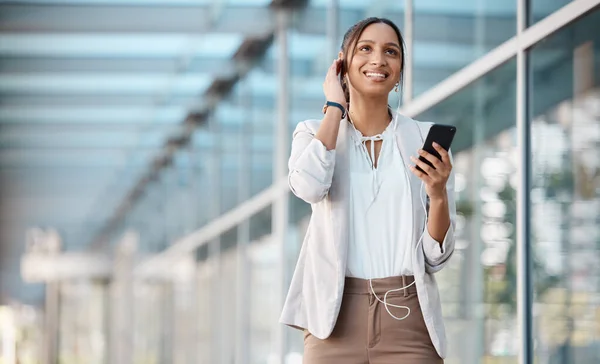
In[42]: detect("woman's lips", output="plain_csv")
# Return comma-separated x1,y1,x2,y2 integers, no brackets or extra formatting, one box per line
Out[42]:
364,71,389,82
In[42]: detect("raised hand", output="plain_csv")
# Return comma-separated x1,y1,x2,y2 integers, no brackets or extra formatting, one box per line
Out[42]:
323,59,346,105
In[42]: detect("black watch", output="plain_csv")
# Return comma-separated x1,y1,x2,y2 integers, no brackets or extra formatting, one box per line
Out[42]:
322,101,347,119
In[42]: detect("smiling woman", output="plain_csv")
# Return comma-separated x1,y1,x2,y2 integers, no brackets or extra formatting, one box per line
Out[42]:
339,19,405,111
281,17,456,364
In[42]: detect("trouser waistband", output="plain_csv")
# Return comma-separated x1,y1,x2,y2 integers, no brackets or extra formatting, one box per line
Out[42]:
344,276,416,296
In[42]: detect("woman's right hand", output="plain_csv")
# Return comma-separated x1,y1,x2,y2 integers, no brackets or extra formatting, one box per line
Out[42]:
323,59,346,105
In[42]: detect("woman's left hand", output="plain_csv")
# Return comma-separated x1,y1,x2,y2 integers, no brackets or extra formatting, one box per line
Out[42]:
409,142,452,200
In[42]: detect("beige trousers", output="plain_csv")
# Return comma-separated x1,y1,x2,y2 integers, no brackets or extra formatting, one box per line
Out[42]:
303,276,443,364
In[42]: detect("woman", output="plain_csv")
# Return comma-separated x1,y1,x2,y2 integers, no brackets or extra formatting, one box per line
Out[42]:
280,17,456,363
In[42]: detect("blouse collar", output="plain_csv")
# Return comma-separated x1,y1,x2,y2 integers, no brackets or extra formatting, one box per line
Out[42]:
348,111,398,147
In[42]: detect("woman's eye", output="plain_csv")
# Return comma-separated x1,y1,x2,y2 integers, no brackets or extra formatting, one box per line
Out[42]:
359,45,371,51
386,49,398,56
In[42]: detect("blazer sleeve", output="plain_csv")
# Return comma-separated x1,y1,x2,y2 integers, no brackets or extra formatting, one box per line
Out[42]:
288,120,336,204
422,149,456,274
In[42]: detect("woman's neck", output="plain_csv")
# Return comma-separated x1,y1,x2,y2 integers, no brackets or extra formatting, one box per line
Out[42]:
347,95,391,136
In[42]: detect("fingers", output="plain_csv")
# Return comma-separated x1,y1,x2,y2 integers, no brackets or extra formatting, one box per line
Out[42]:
416,149,443,170
410,149,451,181
432,142,451,165
409,164,433,184
410,156,435,176
323,59,346,105
411,144,453,197
329,59,340,70
326,59,340,80
327,60,335,74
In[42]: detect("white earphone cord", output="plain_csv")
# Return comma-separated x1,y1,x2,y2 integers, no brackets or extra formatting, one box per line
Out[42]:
366,181,428,321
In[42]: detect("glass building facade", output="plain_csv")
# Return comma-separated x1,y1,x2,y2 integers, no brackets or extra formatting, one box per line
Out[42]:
0,0,599,364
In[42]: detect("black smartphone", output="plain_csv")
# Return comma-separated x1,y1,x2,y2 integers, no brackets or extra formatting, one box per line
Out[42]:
416,124,457,174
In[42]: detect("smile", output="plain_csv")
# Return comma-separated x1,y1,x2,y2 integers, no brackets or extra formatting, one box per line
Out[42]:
363,71,389,81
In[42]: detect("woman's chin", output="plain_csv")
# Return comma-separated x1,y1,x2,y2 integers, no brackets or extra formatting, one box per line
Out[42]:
356,85,393,98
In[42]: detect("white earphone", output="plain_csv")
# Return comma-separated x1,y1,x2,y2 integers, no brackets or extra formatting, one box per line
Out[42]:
365,119,429,321
366,182,428,320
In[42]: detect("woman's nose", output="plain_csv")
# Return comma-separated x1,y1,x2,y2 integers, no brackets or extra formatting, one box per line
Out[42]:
370,52,386,66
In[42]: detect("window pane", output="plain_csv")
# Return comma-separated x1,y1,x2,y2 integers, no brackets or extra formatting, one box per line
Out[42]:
530,0,572,24
417,58,517,362
530,8,600,364
414,1,516,96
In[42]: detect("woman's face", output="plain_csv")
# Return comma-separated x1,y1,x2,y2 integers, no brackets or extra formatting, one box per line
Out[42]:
343,23,402,98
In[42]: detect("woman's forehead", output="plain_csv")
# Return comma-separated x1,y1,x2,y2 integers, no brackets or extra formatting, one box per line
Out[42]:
357,23,399,44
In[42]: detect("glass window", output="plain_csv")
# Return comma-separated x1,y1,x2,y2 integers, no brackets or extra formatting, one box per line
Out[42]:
242,65,276,196
215,80,273,213
531,0,572,24
413,0,516,96
416,58,517,362
530,8,600,364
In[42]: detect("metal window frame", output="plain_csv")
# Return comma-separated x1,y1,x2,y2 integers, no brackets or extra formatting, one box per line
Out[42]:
516,0,533,362
273,8,291,363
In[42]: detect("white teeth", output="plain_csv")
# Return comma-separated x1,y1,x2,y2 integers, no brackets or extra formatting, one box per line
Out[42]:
365,72,386,78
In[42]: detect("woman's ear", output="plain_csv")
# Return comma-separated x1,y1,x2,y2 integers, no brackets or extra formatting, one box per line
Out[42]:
338,51,344,60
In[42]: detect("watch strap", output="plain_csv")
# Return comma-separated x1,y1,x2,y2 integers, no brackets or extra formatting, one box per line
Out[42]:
322,101,347,119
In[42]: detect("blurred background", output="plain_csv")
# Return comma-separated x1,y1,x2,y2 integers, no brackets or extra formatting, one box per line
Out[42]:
0,0,599,363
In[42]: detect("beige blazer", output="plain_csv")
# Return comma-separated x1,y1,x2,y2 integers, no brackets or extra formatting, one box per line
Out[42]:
279,111,456,359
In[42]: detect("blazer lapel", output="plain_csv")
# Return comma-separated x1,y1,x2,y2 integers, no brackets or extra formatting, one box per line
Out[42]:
395,114,428,248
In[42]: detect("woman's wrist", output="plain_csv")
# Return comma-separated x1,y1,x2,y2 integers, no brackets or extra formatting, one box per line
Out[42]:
324,105,343,118
316,105,344,150
428,190,448,204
